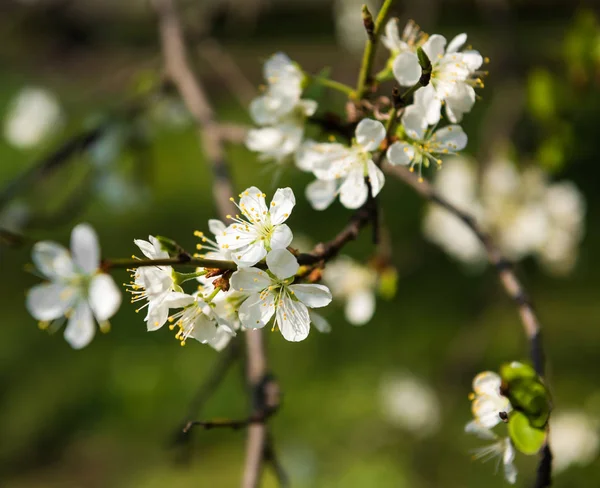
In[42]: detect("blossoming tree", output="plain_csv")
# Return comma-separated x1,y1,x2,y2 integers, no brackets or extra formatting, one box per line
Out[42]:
7,0,563,486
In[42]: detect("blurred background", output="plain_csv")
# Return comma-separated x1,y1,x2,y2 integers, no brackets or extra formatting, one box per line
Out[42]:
0,0,599,486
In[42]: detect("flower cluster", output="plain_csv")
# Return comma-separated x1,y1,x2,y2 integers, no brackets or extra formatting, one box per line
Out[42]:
424,155,586,274
246,53,317,165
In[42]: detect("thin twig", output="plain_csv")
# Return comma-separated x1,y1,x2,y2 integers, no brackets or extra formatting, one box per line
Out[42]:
151,2,278,487
382,162,552,487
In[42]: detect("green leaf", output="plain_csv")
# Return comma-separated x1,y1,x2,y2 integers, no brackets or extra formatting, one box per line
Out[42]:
508,411,547,455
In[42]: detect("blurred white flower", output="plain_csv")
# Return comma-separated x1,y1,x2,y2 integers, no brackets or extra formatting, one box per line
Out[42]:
301,119,386,210
379,372,441,437
423,155,586,275
550,411,599,473
26,223,121,349
231,249,332,342
322,256,377,325
4,87,63,148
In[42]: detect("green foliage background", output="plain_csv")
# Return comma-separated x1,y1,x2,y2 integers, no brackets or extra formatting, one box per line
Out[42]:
0,2,599,487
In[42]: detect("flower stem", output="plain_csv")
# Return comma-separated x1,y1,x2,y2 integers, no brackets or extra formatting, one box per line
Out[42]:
308,75,355,97
205,287,221,303
354,0,396,99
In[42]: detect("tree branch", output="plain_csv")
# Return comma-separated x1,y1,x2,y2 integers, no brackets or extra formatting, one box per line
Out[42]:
382,162,552,487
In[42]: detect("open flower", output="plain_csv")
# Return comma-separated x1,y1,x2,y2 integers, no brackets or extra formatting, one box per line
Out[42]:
127,235,180,331
301,119,386,210
165,293,220,346
230,249,332,342
217,187,296,268
26,223,121,349
466,371,512,430
382,19,428,86
386,108,467,180
467,426,518,485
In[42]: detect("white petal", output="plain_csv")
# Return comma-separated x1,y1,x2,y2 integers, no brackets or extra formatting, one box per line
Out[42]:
387,141,415,166
423,34,447,61
70,223,100,274
134,239,156,259
355,118,386,152
269,187,296,225
432,125,468,152
270,224,293,249
472,394,511,428
444,84,476,123
288,283,332,308
238,292,276,329
64,300,95,349
231,268,273,293
239,186,269,221
32,241,74,280
414,84,442,125
402,106,428,141
472,371,502,395
188,314,217,343
26,282,77,321
366,160,385,197
446,33,467,53
249,96,275,125
339,170,368,209
277,294,310,342
309,310,331,333
345,289,375,325
266,249,299,280
305,179,337,210
299,99,318,116
208,219,226,236
463,50,483,71
464,421,498,440
504,442,518,484
146,300,170,331
88,274,121,322
381,18,401,51
245,127,283,152
162,291,196,308
233,242,267,268
207,325,236,351
392,51,422,86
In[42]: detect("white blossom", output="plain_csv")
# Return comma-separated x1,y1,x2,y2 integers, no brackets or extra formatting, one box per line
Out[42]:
466,371,512,431
322,256,377,325
387,107,467,180
379,372,441,437
217,186,296,267
246,53,317,165
301,119,386,210
4,87,63,148
128,236,179,331
550,411,599,473
467,427,518,485
26,223,121,349
165,292,221,346
382,19,428,86
230,249,332,342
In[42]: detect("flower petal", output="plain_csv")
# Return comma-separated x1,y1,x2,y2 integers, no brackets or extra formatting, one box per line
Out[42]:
188,314,217,343
146,299,170,331
503,441,518,484
232,241,267,268
387,141,415,166
446,33,467,53
70,223,100,274
402,106,428,141
238,292,276,329
289,283,332,308
231,268,273,293
366,160,385,197
64,300,95,349
472,394,511,428
309,310,331,333
444,84,476,123
208,219,226,236
431,125,468,152
207,325,236,351
26,282,76,321
414,84,442,125
266,249,299,280
245,127,283,152
355,118,386,152
239,187,269,222
305,179,337,211
392,51,422,86
88,274,121,322
339,170,368,209
270,224,293,250
472,371,502,395
277,294,310,342
345,289,375,325
32,241,74,280
423,34,447,61
269,187,296,224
